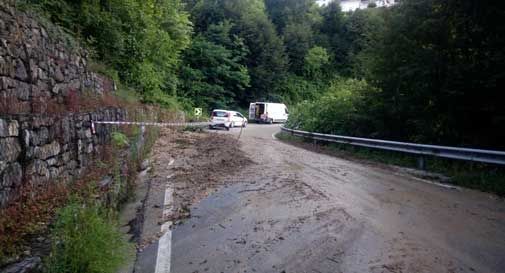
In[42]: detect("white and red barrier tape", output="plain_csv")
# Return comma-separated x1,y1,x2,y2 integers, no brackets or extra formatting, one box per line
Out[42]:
92,121,211,126
91,121,214,134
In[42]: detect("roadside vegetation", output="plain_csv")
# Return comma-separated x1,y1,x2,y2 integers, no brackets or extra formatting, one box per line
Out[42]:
0,110,159,267
45,200,132,273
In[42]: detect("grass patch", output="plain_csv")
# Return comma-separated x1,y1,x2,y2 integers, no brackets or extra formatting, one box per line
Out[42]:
44,199,132,273
277,132,505,196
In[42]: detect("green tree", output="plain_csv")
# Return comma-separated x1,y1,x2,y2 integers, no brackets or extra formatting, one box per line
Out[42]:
265,0,322,74
304,46,330,78
186,0,288,103
357,0,505,148
179,23,250,110
21,0,192,106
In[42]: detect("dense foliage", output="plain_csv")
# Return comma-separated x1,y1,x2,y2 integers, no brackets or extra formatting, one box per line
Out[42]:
361,0,505,148
284,0,505,149
18,0,505,148
18,0,192,107
45,201,130,273
286,78,381,136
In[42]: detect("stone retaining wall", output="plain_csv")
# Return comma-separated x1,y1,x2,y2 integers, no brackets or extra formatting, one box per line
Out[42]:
0,107,126,207
0,2,126,207
0,1,115,114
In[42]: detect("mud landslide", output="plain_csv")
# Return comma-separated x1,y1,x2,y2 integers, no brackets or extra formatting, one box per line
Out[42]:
138,125,505,273
150,128,252,222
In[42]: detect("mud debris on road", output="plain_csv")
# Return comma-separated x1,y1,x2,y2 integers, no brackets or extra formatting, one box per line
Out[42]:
151,128,252,222
135,125,505,273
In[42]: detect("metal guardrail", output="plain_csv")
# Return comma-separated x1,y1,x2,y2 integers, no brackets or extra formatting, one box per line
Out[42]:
280,126,505,168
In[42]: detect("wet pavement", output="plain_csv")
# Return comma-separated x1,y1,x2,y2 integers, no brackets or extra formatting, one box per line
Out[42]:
148,124,505,273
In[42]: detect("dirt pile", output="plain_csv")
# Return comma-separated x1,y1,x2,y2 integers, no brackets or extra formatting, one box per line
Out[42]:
150,128,252,222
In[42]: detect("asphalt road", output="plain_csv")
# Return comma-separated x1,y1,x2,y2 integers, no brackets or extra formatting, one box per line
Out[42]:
166,124,505,273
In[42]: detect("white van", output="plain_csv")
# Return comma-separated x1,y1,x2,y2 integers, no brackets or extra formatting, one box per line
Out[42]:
210,109,247,130
249,102,288,123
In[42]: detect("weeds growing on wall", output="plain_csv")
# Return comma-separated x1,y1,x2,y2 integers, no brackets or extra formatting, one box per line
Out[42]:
0,183,69,262
0,143,123,262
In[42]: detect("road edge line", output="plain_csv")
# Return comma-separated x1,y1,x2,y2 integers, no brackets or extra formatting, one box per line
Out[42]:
155,159,175,273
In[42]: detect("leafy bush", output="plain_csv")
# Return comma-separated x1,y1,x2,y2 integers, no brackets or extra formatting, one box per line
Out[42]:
111,132,129,148
277,74,325,105
45,201,131,273
286,78,381,137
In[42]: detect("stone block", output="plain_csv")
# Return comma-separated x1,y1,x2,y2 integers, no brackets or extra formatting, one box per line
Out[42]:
0,118,7,136
34,127,49,145
77,139,83,152
77,128,92,139
1,256,42,273
0,55,6,76
0,119,18,137
21,128,30,147
14,59,28,81
0,162,22,188
26,159,49,178
60,151,71,162
0,137,21,162
54,67,64,82
0,76,14,89
0,160,6,173
66,160,77,171
49,166,62,179
0,189,9,207
33,141,60,159
16,81,30,100
46,157,58,167
86,143,93,153
31,116,53,128
8,120,18,136
51,83,66,94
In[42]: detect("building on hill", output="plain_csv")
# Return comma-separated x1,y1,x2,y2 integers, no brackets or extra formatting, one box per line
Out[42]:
317,0,397,12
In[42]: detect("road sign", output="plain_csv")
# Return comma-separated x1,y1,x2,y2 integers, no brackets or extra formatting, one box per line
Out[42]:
194,108,202,117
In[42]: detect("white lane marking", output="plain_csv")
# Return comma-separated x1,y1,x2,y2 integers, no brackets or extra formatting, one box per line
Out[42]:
155,223,172,273
155,161,175,273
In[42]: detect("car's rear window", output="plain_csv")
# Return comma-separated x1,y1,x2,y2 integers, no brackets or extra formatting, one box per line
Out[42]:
212,111,229,117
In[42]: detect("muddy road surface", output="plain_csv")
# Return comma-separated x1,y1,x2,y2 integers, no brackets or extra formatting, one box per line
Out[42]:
141,124,505,273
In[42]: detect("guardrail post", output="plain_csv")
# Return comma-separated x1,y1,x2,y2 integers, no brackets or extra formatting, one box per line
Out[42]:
417,156,426,170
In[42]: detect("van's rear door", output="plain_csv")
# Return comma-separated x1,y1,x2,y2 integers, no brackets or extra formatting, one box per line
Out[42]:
249,103,256,120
